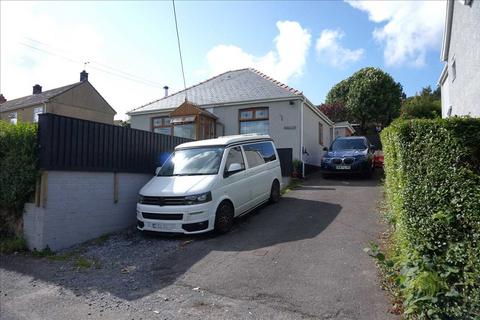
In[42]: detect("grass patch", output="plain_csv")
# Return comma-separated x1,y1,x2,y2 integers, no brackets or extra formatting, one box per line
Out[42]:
93,233,110,245
0,236,27,255
281,178,303,195
74,256,102,269
32,246,102,269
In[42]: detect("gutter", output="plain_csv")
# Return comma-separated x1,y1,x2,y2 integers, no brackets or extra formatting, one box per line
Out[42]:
300,96,306,178
440,0,454,61
127,96,303,116
438,64,448,86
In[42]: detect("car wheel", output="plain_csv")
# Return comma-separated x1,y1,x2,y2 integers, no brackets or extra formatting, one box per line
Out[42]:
269,180,280,203
214,201,234,234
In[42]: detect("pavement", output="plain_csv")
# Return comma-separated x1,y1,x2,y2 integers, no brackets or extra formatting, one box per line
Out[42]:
0,171,398,320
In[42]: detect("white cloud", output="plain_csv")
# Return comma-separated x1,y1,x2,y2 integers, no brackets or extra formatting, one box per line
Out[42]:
205,21,311,83
315,29,364,68
346,1,445,67
0,2,171,120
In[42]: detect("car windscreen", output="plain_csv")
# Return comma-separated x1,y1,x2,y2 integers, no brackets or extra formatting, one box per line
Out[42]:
157,147,225,176
330,139,368,151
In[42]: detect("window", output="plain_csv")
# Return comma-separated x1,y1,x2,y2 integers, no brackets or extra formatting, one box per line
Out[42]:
33,106,44,123
224,147,245,174
157,147,224,176
174,123,196,139
447,106,453,117
239,107,269,135
331,138,368,151
318,123,323,145
451,58,456,82
242,142,276,168
9,112,17,125
152,116,172,135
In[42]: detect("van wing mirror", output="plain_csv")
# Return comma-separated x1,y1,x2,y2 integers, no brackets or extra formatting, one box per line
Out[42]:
155,166,162,175
225,163,243,177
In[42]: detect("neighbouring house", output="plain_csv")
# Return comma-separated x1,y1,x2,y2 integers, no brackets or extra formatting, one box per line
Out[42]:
439,0,480,118
333,121,355,138
128,68,339,173
0,71,116,124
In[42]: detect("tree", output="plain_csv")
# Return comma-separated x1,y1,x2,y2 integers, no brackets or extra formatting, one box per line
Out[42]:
324,67,404,133
400,86,441,119
325,79,351,105
318,102,348,122
344,67,403,132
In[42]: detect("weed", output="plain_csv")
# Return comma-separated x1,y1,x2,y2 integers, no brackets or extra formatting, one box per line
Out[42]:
0,236,27,255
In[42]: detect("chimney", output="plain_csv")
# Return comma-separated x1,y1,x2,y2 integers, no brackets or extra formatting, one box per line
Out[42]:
163,86,169,97
80,70,89,82
0,94,6,104
33,84,42,94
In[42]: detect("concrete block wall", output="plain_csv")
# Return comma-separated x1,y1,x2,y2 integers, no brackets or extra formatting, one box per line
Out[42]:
23,171,152,251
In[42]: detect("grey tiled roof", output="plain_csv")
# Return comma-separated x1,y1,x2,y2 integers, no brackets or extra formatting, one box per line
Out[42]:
129,68,302,114
0,82,82,112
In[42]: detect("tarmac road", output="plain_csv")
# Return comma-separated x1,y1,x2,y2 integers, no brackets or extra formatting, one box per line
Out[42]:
0,171,398,320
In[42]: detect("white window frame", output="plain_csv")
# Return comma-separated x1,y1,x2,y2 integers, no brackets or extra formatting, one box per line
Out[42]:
9,112,17,125
33,106,44,123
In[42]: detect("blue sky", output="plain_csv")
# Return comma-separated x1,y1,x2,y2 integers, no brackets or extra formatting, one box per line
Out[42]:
1,1,446,119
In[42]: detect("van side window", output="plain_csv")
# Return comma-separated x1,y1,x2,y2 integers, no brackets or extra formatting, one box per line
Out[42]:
243,142,276,168
225,147,245,173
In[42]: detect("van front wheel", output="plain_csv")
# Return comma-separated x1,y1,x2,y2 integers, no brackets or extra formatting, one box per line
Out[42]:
269,180,280,203
214,201,234,234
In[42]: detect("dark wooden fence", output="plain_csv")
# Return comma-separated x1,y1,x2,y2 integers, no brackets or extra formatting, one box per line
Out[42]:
37,114,192,173
277,148,293,177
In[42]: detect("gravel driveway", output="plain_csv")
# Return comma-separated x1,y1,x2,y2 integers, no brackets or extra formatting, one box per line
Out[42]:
0,171,398,320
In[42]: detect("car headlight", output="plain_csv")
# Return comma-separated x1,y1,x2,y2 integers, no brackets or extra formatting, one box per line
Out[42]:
322,157,332,163
138,195,145,203
184,192,212,205
356,155,367,161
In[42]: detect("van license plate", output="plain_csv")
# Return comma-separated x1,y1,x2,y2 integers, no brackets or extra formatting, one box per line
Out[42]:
336,165,351,170
151,223,176,230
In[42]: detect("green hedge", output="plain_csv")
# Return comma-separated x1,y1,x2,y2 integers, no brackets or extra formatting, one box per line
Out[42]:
0,121,38,237
381,117,480,319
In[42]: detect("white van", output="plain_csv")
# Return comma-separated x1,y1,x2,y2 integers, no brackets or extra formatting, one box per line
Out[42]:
136,135,283,234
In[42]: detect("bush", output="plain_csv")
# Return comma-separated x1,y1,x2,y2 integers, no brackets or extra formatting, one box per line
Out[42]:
381,117,480,319
0,121,39,237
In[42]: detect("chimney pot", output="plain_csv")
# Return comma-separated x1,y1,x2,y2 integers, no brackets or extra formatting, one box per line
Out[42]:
33,84,42,94
163,86,169,97
80,70,89,82
0,94,6,104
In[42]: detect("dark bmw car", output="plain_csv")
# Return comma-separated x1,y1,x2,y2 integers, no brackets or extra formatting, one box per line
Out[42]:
321,136,375,178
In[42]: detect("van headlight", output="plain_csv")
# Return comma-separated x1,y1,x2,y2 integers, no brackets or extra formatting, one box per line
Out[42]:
184,192,212,205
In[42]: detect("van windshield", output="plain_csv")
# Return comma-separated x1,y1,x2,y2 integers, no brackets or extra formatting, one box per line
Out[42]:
331,138,367,151
157,147,224,176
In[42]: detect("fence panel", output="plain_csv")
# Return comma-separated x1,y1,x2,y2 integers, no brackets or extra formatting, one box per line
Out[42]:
38,114,192,173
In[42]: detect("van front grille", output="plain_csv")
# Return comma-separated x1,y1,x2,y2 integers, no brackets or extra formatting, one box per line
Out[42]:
140,196,187,206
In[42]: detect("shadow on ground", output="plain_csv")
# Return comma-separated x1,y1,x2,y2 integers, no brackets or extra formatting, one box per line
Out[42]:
0,194,341,301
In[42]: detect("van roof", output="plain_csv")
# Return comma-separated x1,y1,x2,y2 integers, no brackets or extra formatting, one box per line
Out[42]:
175,134,272,149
